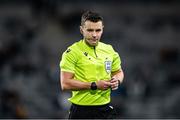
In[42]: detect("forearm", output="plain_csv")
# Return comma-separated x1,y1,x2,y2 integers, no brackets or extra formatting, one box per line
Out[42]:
60,71,111,91
112,69,124,84
61,78,91,91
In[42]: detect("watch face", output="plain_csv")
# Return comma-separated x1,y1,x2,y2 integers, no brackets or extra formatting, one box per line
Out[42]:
91,82,97,90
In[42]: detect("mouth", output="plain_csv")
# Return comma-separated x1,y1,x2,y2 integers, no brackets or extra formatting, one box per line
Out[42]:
90,39,98,43
85,38,99,46
92,39,97,43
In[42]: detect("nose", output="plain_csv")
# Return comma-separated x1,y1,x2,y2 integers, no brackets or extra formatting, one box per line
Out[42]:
92,31,97,38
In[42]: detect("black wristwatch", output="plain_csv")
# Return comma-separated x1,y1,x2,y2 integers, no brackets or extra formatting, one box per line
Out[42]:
91,82,97,90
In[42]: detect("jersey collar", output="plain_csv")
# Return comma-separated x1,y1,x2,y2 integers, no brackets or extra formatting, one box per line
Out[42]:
82,39,99,50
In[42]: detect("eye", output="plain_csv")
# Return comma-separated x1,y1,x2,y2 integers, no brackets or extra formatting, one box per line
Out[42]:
96,29,101,32
87,29,93,32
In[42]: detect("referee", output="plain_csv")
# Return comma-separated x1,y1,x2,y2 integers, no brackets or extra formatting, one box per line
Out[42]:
60,11,124,119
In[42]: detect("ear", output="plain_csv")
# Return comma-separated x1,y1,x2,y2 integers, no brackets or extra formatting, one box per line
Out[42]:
80,26,83,34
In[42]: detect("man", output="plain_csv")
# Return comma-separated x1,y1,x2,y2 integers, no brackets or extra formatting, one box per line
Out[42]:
60,11,124,119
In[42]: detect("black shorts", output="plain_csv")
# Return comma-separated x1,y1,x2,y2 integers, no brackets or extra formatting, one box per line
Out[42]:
68,103,117,119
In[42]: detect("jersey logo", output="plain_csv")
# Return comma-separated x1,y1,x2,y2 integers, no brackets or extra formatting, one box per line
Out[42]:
105,61,112,74
84,52,88,56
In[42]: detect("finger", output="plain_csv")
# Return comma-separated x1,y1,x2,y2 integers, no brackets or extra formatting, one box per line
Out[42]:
112,84,118,88
112,86,118,90
104,85,109,88
110,82,116,86
111,83,119,88
105,82,111,86
111,79,118,83
110,80,116,83
111,86,118,90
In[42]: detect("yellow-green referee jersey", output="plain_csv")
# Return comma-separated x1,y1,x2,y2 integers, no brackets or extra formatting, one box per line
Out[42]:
60,39,121,106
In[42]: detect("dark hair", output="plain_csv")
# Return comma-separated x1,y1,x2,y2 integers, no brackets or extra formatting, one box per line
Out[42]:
81,11,103,26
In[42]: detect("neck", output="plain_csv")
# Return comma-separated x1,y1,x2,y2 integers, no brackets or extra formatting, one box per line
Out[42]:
84,39,98,47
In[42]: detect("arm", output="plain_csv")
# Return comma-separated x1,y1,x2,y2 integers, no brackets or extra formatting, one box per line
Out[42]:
110,69,124,90
60,71,111,91
60,71,90,91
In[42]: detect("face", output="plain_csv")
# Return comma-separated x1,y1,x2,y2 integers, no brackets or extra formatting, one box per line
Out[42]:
80,20,104,46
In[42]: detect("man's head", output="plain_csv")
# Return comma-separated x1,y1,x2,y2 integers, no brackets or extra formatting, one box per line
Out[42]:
80,11,104,46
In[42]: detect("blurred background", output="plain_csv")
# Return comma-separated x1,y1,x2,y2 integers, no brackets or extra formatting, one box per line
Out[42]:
0,0,180,119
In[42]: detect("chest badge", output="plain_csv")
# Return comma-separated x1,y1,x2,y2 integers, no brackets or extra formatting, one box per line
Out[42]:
105,61,112,74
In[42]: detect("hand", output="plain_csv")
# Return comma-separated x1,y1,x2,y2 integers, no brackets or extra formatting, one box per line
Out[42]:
96,80,111,90
110,77,120,90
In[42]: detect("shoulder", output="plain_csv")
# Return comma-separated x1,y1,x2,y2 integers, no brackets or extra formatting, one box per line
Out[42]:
63,40,82,55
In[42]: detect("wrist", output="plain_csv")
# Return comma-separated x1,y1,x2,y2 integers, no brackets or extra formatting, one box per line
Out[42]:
91,82,97,90
118,79,121,85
